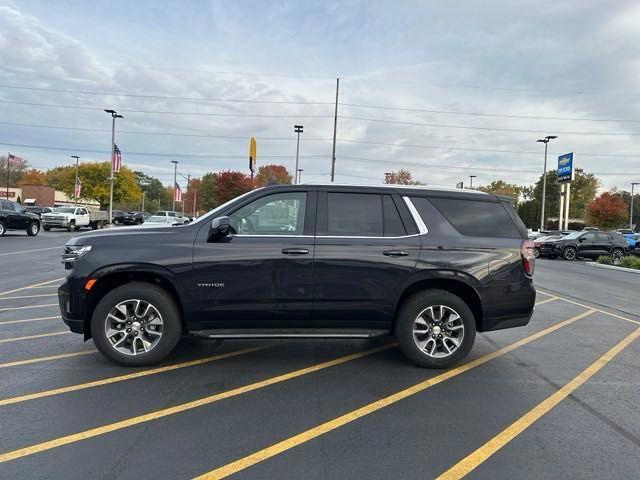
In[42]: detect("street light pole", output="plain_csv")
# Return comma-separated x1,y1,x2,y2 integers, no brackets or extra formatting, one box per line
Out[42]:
71,155,80,205
631,182,640,230
469,175,476,189
297,169,303,184
294,125,303,184
104,109,123,225
536,135,557,231
171,160,179,211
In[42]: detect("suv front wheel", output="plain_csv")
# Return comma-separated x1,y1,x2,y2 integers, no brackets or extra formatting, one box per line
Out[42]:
394,289,476,368
91,283,182,366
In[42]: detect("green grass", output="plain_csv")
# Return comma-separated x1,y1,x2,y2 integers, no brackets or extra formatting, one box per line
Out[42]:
596,255,613,265
618,255,640,270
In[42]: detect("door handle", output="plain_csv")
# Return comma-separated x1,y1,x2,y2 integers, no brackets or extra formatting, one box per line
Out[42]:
282,248,310,255
383,250,409,257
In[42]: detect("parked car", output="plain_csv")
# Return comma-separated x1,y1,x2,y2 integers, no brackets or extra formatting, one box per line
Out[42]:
548,230,628,261
614,230,637,251
137,215,181,227
59,184,536,368
533,234,566,258
24,206,55,218
154,210,190,225
42,206,108,231
111,210,126,224
0,199,41,236
122,211,150,225
616,229,635,235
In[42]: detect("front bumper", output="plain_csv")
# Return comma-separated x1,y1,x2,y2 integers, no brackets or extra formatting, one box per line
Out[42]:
58,279,87,335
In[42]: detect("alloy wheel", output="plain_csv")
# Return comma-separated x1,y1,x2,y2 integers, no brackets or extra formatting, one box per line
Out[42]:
563,247,576,260
412,305,465,358
104,299,164,356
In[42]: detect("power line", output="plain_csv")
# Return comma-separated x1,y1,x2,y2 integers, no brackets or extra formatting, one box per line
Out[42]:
339,115,640,137
0,85,333,105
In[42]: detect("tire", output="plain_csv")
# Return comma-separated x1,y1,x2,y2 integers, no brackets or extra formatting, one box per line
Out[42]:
394,289,476,369
562,246,577,261
43,226,51,231
91,222,97,230
67,220,76,232
611,248,624,261
91,282,182,366
0,220,5,236
26,221,40,236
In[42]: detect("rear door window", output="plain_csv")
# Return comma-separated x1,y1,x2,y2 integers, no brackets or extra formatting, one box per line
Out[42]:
428,197,522,238
327,193,382,236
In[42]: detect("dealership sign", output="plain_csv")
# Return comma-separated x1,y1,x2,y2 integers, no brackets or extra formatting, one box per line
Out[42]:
557,153,574,183
0,191,16,198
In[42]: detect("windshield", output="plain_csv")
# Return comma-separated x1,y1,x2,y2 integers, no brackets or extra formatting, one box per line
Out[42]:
56,207,76,213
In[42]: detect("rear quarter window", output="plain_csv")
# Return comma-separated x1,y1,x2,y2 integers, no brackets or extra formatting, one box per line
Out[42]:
428,197,523,238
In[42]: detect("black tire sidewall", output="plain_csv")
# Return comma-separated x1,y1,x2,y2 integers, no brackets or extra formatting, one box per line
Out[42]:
27,221,40,236
91,283,182,366
394,289,476,368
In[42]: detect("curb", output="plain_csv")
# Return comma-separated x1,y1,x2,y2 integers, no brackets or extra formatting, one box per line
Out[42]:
584,261,640,275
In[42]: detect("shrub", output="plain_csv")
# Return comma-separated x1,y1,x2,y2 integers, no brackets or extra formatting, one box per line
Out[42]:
618,256,640,270
596,255,613,265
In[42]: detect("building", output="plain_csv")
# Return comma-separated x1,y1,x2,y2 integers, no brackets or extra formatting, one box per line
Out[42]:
0,185,99,208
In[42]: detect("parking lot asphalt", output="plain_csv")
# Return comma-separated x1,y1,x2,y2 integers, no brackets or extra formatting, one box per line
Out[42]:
0,229,639,479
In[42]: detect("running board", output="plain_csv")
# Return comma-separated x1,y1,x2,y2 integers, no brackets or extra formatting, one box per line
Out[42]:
190,328,390,339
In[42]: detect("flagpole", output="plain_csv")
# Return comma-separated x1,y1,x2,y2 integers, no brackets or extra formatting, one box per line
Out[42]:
171,160,178,211
104,109,122,226
5,152,9,200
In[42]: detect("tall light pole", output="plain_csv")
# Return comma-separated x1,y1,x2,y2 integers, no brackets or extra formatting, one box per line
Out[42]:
294,125,303,184
104,109,123,225
141,190,146,212
536,135,557,231
469,175,476,189
330,77,339,182
171,160,179,211
297,169,303,184
631,182,640,230
70,155,80,205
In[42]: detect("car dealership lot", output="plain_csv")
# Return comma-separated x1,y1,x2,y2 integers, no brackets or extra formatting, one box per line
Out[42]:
1,231,639,479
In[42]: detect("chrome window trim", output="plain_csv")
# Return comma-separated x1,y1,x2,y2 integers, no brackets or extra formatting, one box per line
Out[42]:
233,234,314,238
403,196,428,235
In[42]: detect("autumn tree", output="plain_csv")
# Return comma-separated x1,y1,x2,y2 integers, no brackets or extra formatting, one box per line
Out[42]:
18,168,46,186
0,154,29,186
255,165,293,186
182,178,204,216
200,170,254,210
585,192,628,229
478,180,522,203
384,170,423,185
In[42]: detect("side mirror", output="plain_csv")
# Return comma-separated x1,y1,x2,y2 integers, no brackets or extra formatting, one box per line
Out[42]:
209,216,230,241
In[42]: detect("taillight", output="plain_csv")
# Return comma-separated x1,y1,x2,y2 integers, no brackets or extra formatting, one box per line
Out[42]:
521,240,535,276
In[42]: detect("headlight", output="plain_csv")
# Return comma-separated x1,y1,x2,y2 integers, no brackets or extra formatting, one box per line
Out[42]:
62,245,93,265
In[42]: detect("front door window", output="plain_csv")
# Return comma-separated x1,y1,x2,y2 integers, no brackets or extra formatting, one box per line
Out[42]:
229,192,306,236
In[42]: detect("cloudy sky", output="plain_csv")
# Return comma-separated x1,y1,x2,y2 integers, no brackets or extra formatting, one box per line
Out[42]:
1,0,639,190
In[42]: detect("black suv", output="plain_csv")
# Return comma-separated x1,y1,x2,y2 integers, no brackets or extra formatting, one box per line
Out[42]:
58,185,536,368
0,199,41,236
543,230,628,261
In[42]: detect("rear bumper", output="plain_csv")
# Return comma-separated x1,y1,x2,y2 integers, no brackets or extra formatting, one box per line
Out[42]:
479,280,536,332
58,280,87,335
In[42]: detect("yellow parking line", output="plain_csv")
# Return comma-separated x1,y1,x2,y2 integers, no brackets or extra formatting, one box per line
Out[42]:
0,316,60,326
0,294,58,301
534,296,557,307
0,331,71,344
0,346,270,407
537,289,640,327
437,326,640,480
0,350,97,369
193,309,596,480
0,343,395,464
0,278,63,297
0,303,58,313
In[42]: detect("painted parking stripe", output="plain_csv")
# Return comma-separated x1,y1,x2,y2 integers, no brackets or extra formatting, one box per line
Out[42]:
0,294,58,301
437,327,640,480
193,309,596,480
0,346,270,407
0,350,97,369
0,246,62,257
0,316,60,326
0,343,395,464
0,331,71,344
534,296,557,307
0,278,63,297
0,304,58,313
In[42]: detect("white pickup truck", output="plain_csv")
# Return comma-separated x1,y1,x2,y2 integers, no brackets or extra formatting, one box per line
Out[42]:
42,206,108,231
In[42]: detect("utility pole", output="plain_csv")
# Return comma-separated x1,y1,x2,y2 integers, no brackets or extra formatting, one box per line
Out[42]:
631,183,640,230
330,77,339,182
294,125,303,184
141,191,146,212
192,188,197,218
71,155,80,205
469,175,476,189
104,109,123,225
171,160,179,211
183,174,190,216
536,135,557,231
297,169,303,184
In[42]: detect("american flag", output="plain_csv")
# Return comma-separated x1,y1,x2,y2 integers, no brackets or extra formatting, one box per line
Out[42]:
174,183,182,202
112,144,122,173
7,153,23,165
74,177,82,198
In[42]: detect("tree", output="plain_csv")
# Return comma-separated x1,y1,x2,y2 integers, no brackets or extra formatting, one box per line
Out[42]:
182,178,204,216
255,165,292,186
610,188,639,229
133,171,171,212
18,168,46,186
585,192,628,229
200,170,254,210
384,169,423,185
478,180,522,203
0,154,29,187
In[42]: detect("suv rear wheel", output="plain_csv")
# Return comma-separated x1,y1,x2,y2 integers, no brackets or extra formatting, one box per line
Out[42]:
562,246,577,261
0,220,5,236
91,283,182,366
394,289,476,368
